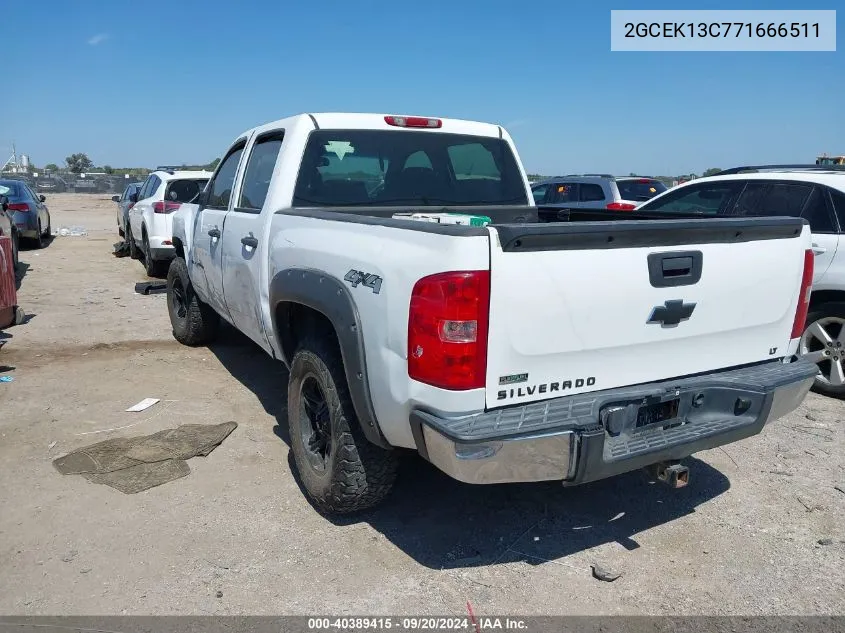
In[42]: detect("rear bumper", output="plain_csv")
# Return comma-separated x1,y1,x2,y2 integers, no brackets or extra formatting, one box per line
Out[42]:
149,246,175,261
147,234,175,261
410,359,818,485
13,212,38,235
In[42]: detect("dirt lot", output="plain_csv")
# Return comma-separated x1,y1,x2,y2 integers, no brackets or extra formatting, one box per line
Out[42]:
0,193,843,616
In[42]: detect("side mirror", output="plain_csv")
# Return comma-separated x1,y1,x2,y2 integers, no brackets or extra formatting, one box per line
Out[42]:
39,194,46,202
129,193,138,203
112,195,121,203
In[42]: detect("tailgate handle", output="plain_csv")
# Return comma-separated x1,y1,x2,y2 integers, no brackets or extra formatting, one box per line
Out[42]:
647,250,703,288
662,256,693,277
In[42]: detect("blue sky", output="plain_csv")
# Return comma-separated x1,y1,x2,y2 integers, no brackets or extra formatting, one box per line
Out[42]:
1,0,842,176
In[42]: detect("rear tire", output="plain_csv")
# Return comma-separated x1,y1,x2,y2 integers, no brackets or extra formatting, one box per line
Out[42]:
799,301,845,399
33,221,44,249
287,335,398,515
142,230,167,277
166,257,219,346
128,226,140,259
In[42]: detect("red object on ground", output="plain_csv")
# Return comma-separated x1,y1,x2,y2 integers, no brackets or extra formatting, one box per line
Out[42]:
0,235,19,329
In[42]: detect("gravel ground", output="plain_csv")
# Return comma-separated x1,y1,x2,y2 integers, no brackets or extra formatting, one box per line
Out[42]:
0,194,843,616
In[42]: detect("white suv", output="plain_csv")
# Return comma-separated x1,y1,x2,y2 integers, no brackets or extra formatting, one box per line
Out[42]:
635,164,845,397
127,168,212,276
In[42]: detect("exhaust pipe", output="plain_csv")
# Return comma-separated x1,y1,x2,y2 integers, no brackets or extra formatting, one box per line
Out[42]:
648,460,689,488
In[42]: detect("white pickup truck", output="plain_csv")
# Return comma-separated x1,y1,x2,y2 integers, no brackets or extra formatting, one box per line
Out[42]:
168,112,818,514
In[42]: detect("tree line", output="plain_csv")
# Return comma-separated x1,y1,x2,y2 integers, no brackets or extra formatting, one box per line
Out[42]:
34,153,221,176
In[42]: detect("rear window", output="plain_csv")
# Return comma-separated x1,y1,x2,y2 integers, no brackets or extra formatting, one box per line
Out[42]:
165,179,208,203
0,181,22,200
292,130,528,207
616,179,667,202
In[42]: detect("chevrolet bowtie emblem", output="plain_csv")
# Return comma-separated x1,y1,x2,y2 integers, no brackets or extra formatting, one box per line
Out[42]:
647,300,696,327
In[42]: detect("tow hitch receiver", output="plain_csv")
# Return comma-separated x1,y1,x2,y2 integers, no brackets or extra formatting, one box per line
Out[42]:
648,461,689,488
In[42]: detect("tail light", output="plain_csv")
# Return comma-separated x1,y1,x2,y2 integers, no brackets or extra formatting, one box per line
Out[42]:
127,202,135,210
791,249,814,339
607,202,637,211
385,115,442,129
153,201,181,214
6,203,29,212
408,270,490,390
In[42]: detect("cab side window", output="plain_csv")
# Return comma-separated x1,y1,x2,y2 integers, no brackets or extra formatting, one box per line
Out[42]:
207,143,246,209
238,133,284,212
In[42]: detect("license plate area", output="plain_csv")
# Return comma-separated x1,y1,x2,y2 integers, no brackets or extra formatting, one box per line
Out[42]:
635,396,681,431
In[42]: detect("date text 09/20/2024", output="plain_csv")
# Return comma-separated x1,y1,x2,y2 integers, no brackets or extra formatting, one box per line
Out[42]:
307,617,528,631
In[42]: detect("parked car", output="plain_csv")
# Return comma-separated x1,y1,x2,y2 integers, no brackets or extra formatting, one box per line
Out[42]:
0,179,51,248
71,178,102,193
635,164,845,398
112,182,143,237
127,169,211,276
531,175,668,212
35,176,68,193
166,112,816,515
0,189,20,269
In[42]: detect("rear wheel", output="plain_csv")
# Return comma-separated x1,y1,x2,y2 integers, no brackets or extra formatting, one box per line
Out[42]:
33,221,44,249
128,226,140,259
142,230,166,277
287,335,398,514
799,302,845,398
166,257,219,346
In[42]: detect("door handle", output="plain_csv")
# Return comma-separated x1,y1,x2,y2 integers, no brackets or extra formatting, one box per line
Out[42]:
208,227,220,239
241,235,258,248
812,243,826,255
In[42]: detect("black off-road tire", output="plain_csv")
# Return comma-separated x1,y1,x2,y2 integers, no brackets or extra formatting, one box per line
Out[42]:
166,257,219,346
288,336,398,514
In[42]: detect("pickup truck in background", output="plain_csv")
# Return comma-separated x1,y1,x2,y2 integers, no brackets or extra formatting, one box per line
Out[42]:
168,112,818,515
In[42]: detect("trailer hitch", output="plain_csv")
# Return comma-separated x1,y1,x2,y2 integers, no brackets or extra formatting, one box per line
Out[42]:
647,460,689,488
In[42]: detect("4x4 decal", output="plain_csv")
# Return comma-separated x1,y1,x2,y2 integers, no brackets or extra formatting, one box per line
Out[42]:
344,269,383,295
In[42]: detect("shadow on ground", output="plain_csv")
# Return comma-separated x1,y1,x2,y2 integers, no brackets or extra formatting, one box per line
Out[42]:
208,326,732,570
14,262,30,290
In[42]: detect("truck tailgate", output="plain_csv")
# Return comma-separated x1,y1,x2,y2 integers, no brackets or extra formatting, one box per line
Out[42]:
485,217,810,409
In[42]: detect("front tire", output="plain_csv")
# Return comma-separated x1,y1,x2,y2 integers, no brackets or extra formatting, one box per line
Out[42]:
166,257,219,346
287,336,398,514
799,301,845,398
